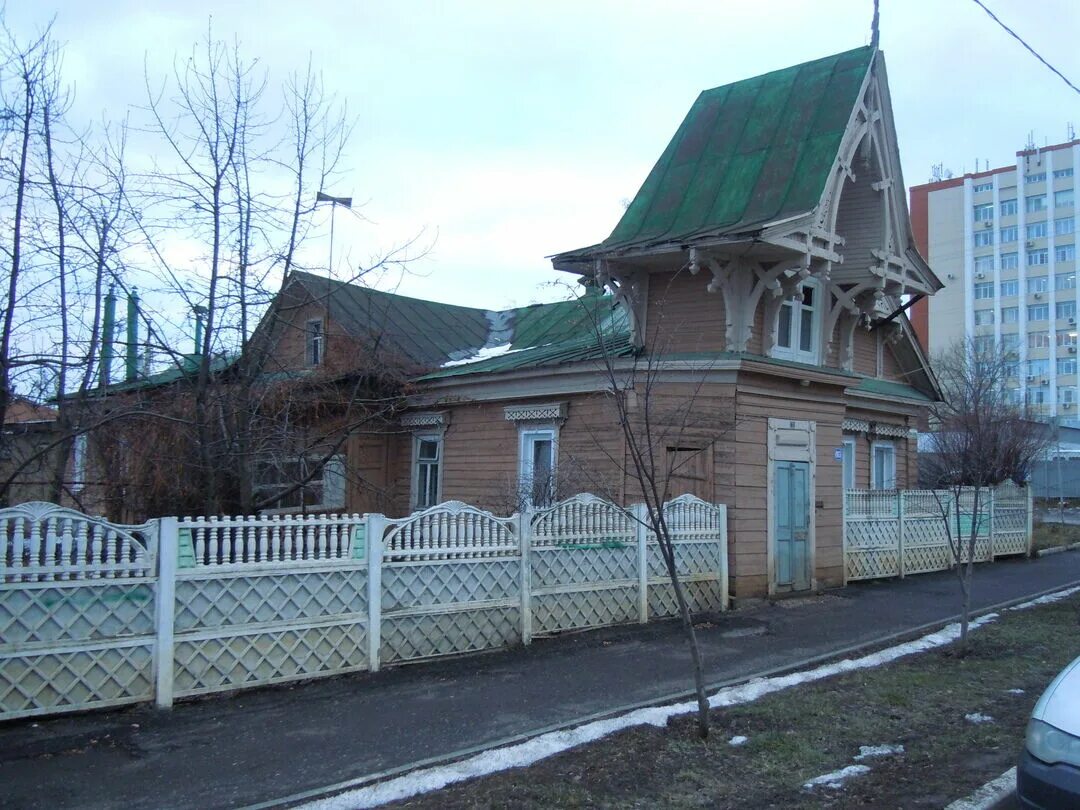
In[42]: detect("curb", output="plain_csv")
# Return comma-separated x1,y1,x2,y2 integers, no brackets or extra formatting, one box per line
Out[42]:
248,578,1080,810
944,767,1016,810
1036,541,1080,557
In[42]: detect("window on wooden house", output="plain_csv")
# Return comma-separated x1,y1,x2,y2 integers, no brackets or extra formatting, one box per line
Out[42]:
254,453,345,512
871,442,896,490
842,438,856,490
519,428,557,508
773,281,821,365
412,435,442,510
306,319,324,366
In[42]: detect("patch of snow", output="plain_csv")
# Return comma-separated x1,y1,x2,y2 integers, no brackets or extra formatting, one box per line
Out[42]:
802,764,871,790
296,612,1004,810
1007,688,1025,695
965,712,994,724
854,743,904,760
727,735,748,747
1008,584,1080,611
440,343,520,368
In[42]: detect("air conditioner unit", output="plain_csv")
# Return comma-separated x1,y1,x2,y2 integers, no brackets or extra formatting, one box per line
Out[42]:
1066,403,1074,409
1034,292,1043,299
975,272,986,279
1043,379,1051,386
1026,240,1036,248
983,220,993,229
1071,317,1077,325
1070,347,1077,354
1028,374,1038,381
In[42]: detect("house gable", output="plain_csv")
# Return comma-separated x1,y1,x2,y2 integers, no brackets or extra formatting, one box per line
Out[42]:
549,47,940,400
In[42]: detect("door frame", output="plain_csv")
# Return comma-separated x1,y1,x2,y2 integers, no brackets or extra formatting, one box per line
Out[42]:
766,418,817,595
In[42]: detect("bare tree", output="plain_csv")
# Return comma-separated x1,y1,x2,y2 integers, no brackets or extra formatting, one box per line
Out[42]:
923,338,1047,651
565,278,736,740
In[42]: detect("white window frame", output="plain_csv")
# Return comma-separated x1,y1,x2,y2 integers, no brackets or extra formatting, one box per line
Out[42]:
518,426,558,509
841,437,856,491
870,442,896,490
306,318,324,366
410,433,443,511
999,279,1019,296
771,279,822,365
999,225,1018,243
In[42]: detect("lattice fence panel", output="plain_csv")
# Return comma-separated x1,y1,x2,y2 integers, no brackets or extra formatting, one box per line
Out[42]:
381,606,520,664
382,559,518,611
532,586,638,636
648,578,724,619
1,581,155,644
902,516,952,575
173,619,368,697
646,542,721,579
531,546,636,589
993,507,1028,556
0,641,154,718
175,568,366,630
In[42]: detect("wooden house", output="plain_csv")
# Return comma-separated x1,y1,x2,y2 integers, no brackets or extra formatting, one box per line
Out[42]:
251,46,942,602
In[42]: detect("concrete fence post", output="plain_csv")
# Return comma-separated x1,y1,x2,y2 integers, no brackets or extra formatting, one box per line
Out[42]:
519,510,532,646
635,502,649,624
1026,485,1035,556
366,513,385,673
897,491,906,579
154,516,178,709
717,503,730,611
988,487,996,559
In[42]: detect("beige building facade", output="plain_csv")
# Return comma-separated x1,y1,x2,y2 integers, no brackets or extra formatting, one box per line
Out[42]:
911,139,1080,422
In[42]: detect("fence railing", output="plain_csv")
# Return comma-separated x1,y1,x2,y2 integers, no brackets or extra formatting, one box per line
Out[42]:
1,494,728,721
843,484,1033,582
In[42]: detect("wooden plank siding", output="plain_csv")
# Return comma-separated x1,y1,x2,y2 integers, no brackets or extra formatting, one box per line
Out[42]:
733,375,848,595
645,271,727,355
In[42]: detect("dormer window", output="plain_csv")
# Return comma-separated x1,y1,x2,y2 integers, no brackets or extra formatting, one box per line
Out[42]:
306,319,324,366
772,281,821,365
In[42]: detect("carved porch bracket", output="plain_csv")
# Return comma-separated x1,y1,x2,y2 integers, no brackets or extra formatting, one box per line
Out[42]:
595,260,649,349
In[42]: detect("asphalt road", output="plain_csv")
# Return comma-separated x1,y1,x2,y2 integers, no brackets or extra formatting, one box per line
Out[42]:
3,553,1080,810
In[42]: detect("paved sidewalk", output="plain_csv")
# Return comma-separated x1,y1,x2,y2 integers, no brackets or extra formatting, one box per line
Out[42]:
3,553,1080,810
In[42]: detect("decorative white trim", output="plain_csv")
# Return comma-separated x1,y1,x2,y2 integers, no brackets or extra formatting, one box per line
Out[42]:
872,423,909,438
870,440,897,490
504,402,568,423
400,411,449,429
841,418,907,438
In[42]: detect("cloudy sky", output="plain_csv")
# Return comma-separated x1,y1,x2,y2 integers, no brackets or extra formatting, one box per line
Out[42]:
10,0,1080,311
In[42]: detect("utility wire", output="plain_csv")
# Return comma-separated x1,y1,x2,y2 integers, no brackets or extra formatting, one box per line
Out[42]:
969,0,1080,97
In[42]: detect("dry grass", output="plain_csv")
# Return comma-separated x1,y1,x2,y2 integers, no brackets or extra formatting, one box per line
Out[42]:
393,595,1080,809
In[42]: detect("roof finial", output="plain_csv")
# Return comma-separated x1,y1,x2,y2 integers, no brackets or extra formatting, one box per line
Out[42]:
870,0,880,49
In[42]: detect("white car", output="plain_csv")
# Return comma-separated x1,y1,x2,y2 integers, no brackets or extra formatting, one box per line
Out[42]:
1019,655,1080,808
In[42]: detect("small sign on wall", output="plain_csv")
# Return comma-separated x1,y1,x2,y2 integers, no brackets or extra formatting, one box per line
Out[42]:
834,447,844,462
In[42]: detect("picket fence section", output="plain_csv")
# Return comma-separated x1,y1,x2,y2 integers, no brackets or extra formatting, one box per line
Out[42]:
0,494,728,720
843,484,1033,582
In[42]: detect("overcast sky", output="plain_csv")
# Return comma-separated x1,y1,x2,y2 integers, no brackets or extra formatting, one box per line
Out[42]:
10,0,1080,311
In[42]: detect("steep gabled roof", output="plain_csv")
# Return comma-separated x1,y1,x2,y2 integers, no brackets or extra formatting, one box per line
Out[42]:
555,47,874,262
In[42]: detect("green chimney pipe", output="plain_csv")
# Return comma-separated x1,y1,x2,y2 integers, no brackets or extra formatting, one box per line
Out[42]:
125,288,139,382
99,286,116,388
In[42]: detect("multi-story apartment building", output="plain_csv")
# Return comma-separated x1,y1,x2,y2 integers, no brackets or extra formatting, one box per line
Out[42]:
911,139,1080,423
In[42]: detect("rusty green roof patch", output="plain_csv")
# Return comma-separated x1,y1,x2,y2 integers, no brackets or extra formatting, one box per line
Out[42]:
557,47,874,261
852,376,932,402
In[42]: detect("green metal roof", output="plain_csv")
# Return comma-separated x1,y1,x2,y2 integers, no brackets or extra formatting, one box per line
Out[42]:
291,272,631,377
558,47,874,261
852,376,933,402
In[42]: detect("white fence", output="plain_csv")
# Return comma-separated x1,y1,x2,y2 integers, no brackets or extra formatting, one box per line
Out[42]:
1,494,727,721
843,484,1033,582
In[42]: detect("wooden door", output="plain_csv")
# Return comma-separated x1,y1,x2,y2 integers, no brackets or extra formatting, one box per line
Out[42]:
775,460,811,591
